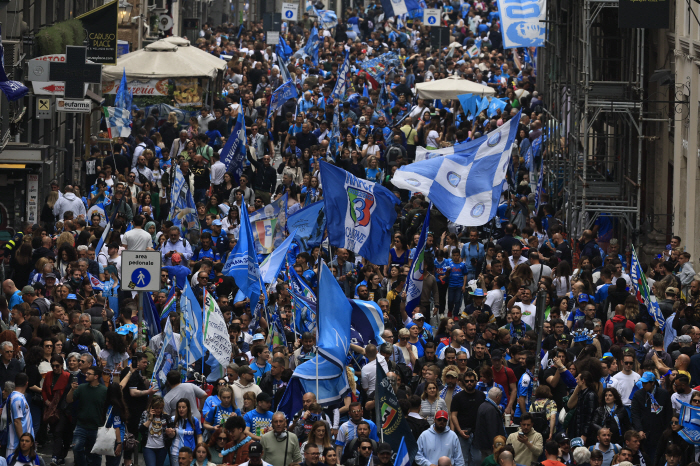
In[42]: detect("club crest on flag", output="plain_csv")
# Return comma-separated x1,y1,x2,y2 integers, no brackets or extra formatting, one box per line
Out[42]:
447,171,461,187
488,132,502,146
411,251,424,282
472,203,486,217
347,187,374,227
380,402,397,429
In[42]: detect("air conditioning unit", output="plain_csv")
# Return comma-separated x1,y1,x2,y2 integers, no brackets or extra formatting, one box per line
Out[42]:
2,41,20,80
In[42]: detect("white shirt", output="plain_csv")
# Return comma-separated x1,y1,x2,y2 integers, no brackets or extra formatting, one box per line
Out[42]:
610,371,641,406
486,289,505,318
515,301,537,328
361,355,389,394
210,160,226,186
122,228,153,251
671,390,696,414
132,166,155,184
509,255,529,269
132,143,146,168
530,263,552,283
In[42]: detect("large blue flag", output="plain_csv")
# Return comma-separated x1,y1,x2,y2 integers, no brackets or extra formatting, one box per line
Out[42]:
222,205,263,309
405,206,430,316
220,111,247,179
679,400,700,444
317,261,353,369
349,299,385,345
168,165,199,234
259,230,297,284
115,69,131,110
380,0,420,17
458,93,477,120
392,112,521,226
142,292,163,339
303,27,321,65
534,158,545,213
278,355,349,418
315,8,338,29
375,358,418,461
276,36,293,62
291,288,317,335
287,201,325,252
151,318,177,390
268,80,299,118
319,162,399,264
487,97,508,118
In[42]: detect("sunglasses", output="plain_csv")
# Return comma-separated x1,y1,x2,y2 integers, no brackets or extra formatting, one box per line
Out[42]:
218,437,228,441
360,447,372,451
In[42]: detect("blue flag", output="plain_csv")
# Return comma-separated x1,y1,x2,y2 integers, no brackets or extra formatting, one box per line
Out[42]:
220,111,247,179
168,165,200,234
278,55,292,83
534,158,545,213
394,438,411,466
457,93,476,119
302,27,321,65
152,318,177,390
276,36,293,62
287,201,325,252
375,358,418,461
405,206,430,316
531,135,543,160
392,112,521,226
487,97,508,118
679,400,700,444
269,80,299,118
349,299,385,345
278,355,349,418
319,162,399,265
95,197,123,255
476,95,490,116
317,261,353,369
222,205,263,309
523,144,533,171
259,230,298,284
142,292,163,339
291,287,317,335
115,69,130,110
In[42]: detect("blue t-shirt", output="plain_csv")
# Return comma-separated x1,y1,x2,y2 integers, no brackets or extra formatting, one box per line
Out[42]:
594,283,611,304
302,269,318,288
106,406,125,442
7,291,23,311
170,416,202,456
194,247,220,262
205,404,240,428
243,409,274,437
448,261,469,288
250,360,271,381
434,258,453,285
163,265,190,290
514,371,533,418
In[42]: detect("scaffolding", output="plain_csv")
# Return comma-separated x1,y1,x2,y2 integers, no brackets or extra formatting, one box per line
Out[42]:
539,0,646,243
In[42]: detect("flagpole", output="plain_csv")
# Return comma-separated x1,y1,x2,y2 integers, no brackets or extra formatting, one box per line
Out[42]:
315,245,323,399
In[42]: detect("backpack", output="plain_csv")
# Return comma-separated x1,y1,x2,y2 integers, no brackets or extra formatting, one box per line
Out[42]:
612,318,628,338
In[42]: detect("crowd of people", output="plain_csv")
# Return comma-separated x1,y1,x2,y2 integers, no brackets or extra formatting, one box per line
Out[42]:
0,3,696,466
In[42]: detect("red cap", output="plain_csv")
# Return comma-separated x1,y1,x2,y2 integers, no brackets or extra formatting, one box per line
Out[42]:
171,252,182,264
435,410,449,420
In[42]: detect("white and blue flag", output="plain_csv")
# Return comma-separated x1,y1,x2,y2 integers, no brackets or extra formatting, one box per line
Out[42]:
380,0,421,17
534,156,544,213
317,261,353,368
394,438,411,466
679,400,700,444
487,97,508,118
259,230,297,284
331,51,351,100
179,281,205,362
497,0,546,48
392,112,521,226
315,8,338,29
319,162,400,265
405,206,430,316
269,80,299,117
168,165,199,234
349,299,385,345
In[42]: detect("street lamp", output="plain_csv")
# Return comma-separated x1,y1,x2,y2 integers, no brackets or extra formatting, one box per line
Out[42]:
119,0,133,25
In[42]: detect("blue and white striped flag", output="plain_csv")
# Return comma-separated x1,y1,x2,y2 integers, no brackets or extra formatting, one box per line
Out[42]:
392,112,521,226
220,110,246,178
179,281,205,362
103,107,132,138
168,165,199,234
394,437,411,466
534,156,544,213
349,299,385,345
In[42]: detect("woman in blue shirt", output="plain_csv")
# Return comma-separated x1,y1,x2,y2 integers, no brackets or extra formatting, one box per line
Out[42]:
365,156,382,183
249,346,271,381
168,399,203,466
203,387,240,436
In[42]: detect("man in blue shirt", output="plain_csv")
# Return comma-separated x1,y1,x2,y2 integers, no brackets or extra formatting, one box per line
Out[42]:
514,355,536,424
461,229,486,281
447,249,469,317
2,281,23,311
243,393,275,441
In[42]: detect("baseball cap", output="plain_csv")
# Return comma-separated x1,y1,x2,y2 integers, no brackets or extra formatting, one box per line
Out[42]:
640,371,657,383
554,432,569,443
557,333,571,343
666,287,679,295
570,437,585,448
469,288,485,297
66,294,78,300
212,219,223,226
252,333,265,341
171,252,182,264
445,370,459,378
600,352,614,361
435,410,449,420
21,286,35,295
377,443,392,454
413,313,425,321
679,335,693,344
248,442,263,457
44,272,57,279
578,294,589,303
257,392,272,403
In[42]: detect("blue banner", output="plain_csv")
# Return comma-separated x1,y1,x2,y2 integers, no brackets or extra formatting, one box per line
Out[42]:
220,111,247,180
496,0,546,48
287,201,325,252
269,80,299,118
317,261,353,369
405,206,430,316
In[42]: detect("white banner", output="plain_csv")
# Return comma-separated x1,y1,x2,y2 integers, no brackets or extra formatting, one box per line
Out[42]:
203,292,232,368
496,0,546,49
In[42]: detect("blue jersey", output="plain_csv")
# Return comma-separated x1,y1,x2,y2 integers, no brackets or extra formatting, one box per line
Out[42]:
448,261,469,288
170,417,202,457
205,404,240,428
243,409,274,437
434,258,452,285
514,371,533,418
194,247,220,262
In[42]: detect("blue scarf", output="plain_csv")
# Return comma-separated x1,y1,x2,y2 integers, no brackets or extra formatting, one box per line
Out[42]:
221,436,252,455
8,451,40,465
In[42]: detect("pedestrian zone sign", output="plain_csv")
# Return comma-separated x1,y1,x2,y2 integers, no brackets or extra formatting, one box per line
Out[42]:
122,250,161,292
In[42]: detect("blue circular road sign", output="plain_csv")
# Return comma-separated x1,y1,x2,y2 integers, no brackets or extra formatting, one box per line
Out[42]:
131,268,151,288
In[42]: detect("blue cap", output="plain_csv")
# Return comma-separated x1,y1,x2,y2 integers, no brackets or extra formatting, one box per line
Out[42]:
212,219,223,226
252,333,265,341
469,288,485,297
578,294,589,303
67,294,78,300
570,438,585,448
600,352,614,360
116,324,138,336
640,371,657,383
